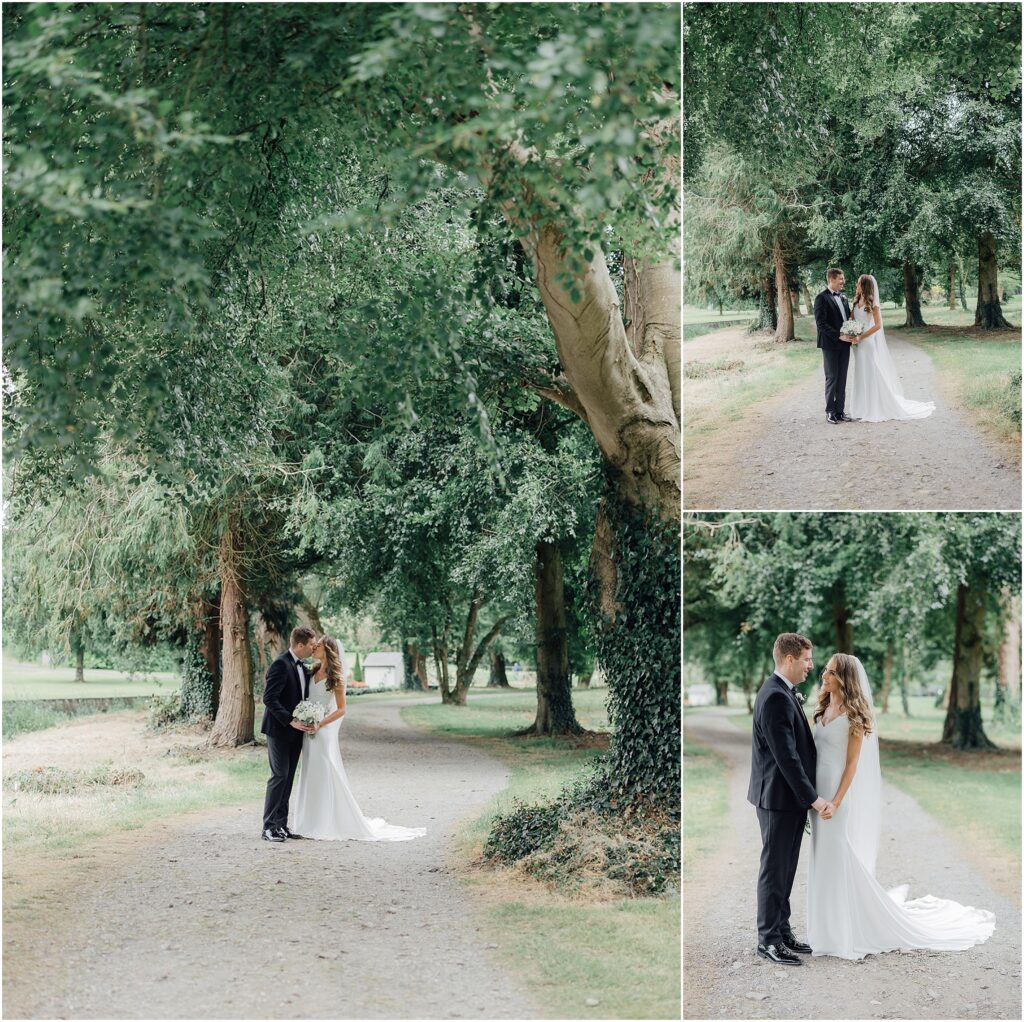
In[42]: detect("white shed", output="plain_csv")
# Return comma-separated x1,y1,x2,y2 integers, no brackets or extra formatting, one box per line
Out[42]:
362,652,405,690
686,684,715,707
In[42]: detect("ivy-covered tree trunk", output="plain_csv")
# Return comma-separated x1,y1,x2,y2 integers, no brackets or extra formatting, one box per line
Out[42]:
590,490,680,805
403,640,429,691
210,519,255,747
974,232,1012,329
902,261,926,327
201,591,222,718
519,539,583,736
942,583,996,749
752,275,778,333
773,238,795,342
487,647,511,688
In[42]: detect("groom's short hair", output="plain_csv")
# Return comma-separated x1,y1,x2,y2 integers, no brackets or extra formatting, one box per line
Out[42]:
773,632,812,662
826,267,843,281
291,626,316,646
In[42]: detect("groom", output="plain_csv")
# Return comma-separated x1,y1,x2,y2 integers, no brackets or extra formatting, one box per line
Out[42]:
747,633,836,966
260,626,318,843
813,267,858,424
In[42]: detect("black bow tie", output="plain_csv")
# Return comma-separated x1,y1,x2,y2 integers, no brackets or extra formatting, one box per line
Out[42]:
832,291,845,297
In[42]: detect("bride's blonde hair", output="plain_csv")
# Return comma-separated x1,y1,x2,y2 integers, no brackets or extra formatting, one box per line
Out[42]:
855,275,877,310
813,653,874,737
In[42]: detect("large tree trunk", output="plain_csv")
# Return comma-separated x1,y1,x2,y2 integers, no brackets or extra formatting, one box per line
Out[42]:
452,595,508,706
880,642,893,714
996,591,1021,721
296,597,324,636
432,623,453,704
790,288,803,318
210,519,255,747
975,232,1012,329
715,680,729,706
902,261,926,327
487,648,512,688
519,540,583,736
526,227,679,520
73,640,85,684
801,282,813,318
201,590,222,718
752,277,778,333
772,238,795,342
948,263,957,310
404,641,430,691
833,586,853,653
942,583,996,749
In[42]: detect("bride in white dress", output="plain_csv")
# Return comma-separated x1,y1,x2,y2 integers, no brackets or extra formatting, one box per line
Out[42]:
292,636,426,842
807,652,994,960
848,273,935,422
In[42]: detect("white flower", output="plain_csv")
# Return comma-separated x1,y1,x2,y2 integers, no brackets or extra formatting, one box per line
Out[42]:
293,699,327,735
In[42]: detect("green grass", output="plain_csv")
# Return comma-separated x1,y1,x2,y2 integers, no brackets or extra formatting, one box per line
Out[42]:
684,337,819,454
684,303,757,324
402,688,679,1021
3,742,268,857
682,740,729,877
2,699,144,739
880,747,1021,862
2,655,181,701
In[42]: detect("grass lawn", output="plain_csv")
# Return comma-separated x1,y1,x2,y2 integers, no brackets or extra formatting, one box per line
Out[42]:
402,689,680,1022
2,655,181,701
684,303,757,325
683,739,729,877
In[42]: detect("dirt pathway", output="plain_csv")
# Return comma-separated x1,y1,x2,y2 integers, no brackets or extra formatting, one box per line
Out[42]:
684,330,1021,510
684,709,1021,1021
3,698,541,1020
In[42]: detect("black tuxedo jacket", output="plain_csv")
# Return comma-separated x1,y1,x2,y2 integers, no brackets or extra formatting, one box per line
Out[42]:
261,649,310,739
813,287,851,352
747,673,818,812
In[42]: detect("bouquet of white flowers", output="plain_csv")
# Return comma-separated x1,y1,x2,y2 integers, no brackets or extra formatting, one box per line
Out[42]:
839,319,864,339
293,699,326,735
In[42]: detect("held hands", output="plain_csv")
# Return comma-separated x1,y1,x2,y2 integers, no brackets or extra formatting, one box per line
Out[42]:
290,720,315,733
811,796,837,820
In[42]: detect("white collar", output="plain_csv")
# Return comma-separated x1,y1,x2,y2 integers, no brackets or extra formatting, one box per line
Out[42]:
776,672,796,691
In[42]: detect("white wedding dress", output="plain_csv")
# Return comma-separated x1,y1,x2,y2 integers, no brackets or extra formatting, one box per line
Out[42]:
848,279,935,422
807,659,994,959
292,646,426,842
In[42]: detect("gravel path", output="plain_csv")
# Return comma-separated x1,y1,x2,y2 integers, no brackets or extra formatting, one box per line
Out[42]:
684,329,1021,510
3,697,540,1020
684,709,1021,1021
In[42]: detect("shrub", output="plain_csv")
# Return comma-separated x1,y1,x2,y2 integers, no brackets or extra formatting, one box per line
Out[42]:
147,692,184,730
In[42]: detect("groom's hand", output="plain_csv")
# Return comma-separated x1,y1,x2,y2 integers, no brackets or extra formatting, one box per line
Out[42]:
819,801,836,820
290,720,313,732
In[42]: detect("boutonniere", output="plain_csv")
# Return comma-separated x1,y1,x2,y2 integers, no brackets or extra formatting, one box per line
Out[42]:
795,691,806,706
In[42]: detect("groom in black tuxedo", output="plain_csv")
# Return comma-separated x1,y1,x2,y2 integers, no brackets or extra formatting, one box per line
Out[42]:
261,626,318,842
747,633,835,966
813,267,858,424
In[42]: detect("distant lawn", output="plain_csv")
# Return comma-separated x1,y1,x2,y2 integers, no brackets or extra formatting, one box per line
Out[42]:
2,656,181,701
683,739,729,877
403,688,679,1021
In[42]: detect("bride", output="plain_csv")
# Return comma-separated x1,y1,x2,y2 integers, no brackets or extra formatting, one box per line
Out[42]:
849,274,935,422
807,652,995,959
292,636,426,842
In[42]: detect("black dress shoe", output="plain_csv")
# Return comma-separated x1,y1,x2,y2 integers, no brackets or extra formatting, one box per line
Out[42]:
757,942,802,966
262,828,286,843
278,827,304,840
781,933,812,954
826,413,841,424
838,413,854,422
